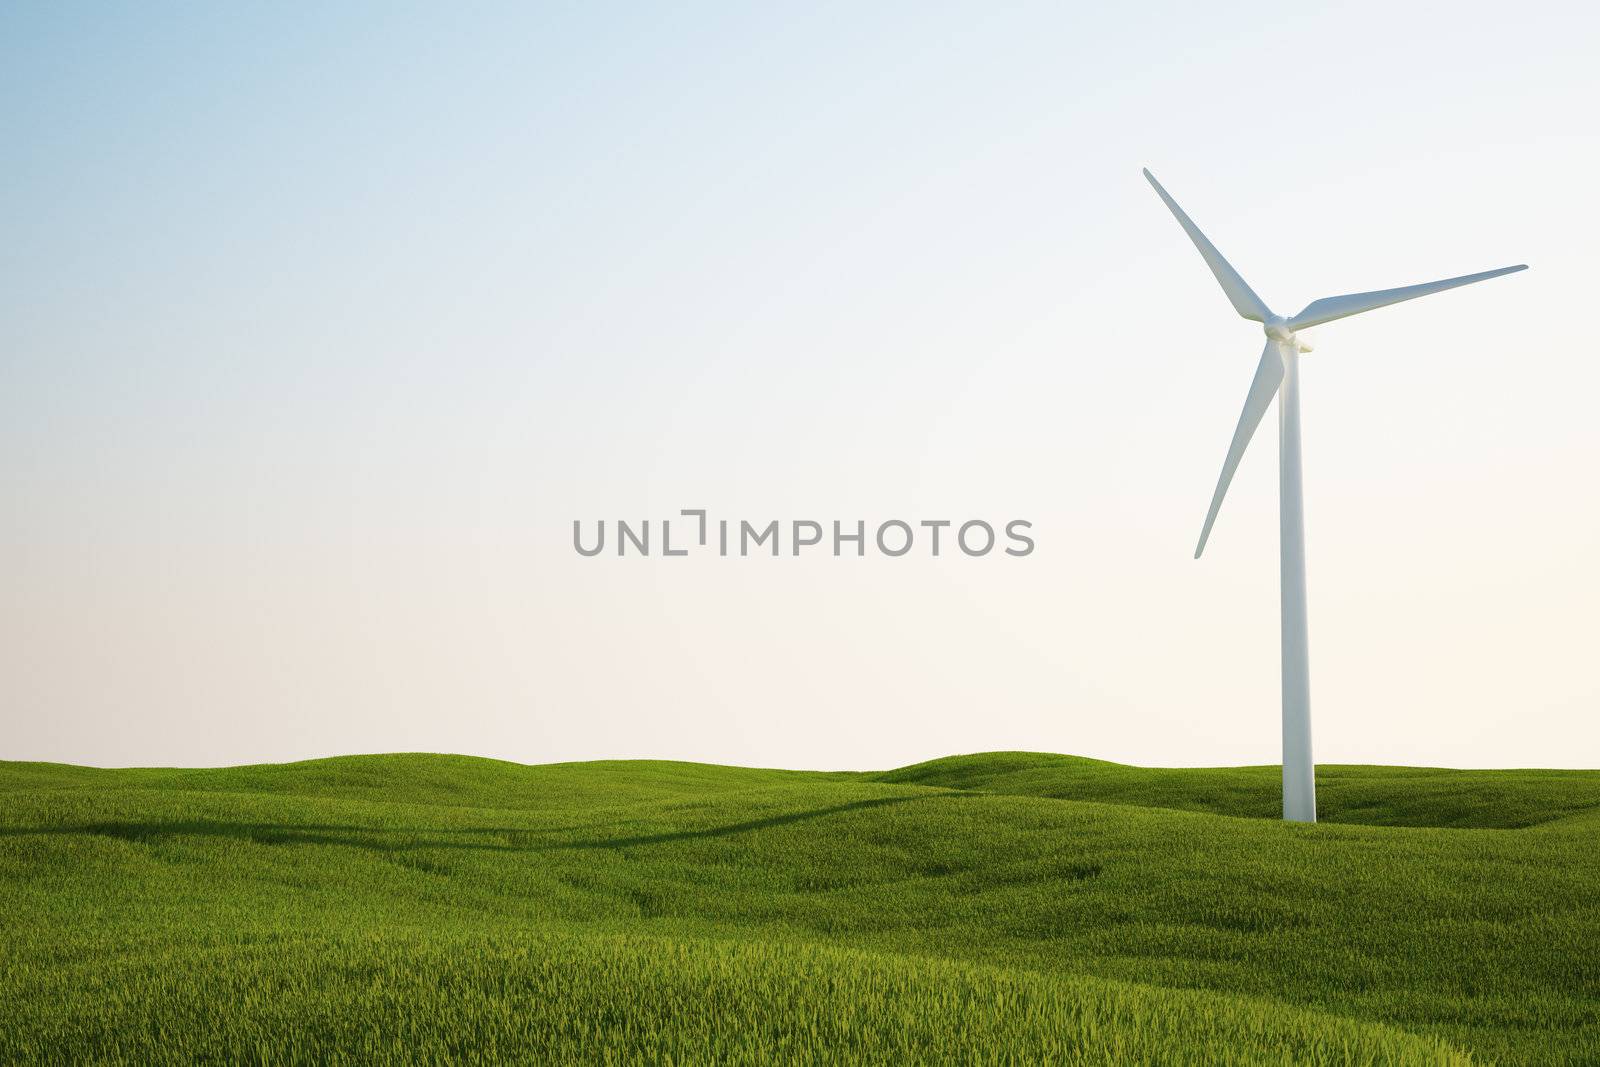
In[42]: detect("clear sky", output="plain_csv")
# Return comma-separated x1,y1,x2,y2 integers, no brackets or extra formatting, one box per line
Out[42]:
3,2,1596,769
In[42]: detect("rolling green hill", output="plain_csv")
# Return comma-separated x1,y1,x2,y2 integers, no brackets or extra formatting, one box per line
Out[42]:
2,752,1596,1063
870,751,1600,828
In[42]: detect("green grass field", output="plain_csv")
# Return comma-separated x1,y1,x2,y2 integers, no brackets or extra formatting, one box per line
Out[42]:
2,752,1596,1064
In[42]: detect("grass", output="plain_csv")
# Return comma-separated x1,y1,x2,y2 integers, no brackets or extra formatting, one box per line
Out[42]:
872,752,1600,828
2,752,1596,1064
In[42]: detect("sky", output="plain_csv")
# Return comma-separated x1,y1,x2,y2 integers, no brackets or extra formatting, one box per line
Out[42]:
3,1,1597,770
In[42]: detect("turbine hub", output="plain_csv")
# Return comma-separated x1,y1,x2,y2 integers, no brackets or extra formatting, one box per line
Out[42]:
1264,316,1295,344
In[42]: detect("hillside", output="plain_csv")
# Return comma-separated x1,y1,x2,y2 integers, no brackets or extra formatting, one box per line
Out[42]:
870,751,1600,828
2,752,1596,1063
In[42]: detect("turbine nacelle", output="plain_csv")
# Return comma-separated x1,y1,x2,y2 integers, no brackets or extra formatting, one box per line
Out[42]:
1264,318,1313,353
1263,316,1294,344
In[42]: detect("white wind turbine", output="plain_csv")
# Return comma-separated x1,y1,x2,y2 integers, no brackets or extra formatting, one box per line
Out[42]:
1143,168,1525,823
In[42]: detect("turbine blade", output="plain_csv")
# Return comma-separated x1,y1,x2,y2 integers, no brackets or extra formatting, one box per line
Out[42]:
1143,168,1271,323
1287,264,1526,331
1196,341,1285,558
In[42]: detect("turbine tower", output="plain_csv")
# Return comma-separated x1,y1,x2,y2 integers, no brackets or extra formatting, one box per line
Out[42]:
1143,168,1525,823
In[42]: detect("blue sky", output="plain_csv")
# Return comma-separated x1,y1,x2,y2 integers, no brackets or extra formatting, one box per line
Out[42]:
3,2,1596,768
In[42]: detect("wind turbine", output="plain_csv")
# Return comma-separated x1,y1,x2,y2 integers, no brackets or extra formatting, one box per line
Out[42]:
1143,168,1526,823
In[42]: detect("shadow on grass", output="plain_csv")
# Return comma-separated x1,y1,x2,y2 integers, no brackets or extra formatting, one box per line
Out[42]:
564,795,924,849
0,795,936,855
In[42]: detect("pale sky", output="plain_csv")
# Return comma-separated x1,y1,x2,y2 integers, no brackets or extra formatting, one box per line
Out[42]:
3,2,1597,770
